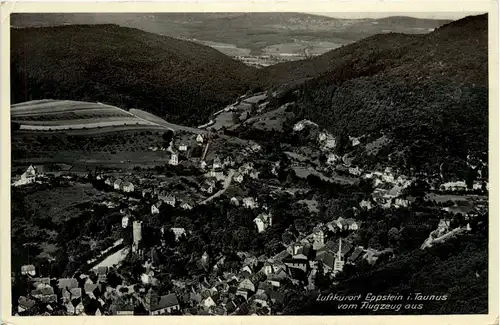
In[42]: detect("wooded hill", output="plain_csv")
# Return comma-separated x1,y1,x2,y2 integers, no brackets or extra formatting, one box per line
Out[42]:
11,24,261,127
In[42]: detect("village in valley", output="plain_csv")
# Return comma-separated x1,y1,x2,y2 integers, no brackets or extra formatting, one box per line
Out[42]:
10,89,489,316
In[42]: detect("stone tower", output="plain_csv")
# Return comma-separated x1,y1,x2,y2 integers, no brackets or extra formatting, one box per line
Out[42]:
132,220,142,253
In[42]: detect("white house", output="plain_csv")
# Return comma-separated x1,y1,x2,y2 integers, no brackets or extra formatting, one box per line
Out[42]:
171,228,186,241
293,121,305,132
169,153,179,166
142,188,152,197
253,213,272,233
21,265,36,277
14,165,37,186
200,161,207,170
223,156,234,167
178,144,188,152
213,156,222,169
209,168,224,179
251,144,262,152
318,132,327,142
113,179,123,190
164,196,176,207
382,172,395,183
334,217,360,231
151,201,162,215
249,171,260,179
202,183,214,194
180,200,193,210
373,178,384,187
121,216,129,228
239,163,254,175
440,181,467,191
473,181,483,191
196,134,204,143
327,153,340,165
202,296,216,309
312,228,325,250
350,136,361,146
201,251,209,266
141,272,153,285
322,133,336,149
349,167,362,176
394,198,410,207
359,199,373,210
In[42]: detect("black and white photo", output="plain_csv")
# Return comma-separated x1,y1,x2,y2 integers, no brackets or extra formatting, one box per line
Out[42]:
3,6,496,319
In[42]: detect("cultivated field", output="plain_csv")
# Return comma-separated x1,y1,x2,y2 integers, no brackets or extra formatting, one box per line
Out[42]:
192,39,252,56
12,100,163,131
262,42,307,56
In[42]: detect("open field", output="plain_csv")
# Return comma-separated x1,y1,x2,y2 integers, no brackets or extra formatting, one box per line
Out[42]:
303,41,344,56
209,112,234,131
11,100,132,116
11,100,208,136
15,125,167,136
189,39,252,56
19,121,154,131
12,150,173,170
15,116,139,126
244,104,294,132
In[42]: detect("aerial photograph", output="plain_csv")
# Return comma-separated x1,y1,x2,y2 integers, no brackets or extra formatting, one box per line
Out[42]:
9,12,489,316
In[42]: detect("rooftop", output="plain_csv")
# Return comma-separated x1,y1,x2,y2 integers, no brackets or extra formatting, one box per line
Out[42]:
152,293,179,311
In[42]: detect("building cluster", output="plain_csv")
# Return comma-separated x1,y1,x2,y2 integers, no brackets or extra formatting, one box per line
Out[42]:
362,167,414,209
15,264,180,316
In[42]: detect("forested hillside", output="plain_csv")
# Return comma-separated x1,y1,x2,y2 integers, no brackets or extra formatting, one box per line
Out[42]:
11,24,260,126
268,14,488,175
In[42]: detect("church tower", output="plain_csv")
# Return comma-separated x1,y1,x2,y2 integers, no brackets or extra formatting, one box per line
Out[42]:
333,238,345,274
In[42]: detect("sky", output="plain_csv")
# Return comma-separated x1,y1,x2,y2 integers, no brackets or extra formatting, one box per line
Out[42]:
309,12,484,20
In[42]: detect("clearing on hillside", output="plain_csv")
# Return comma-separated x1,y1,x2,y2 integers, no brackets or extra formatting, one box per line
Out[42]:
12,100,165,132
